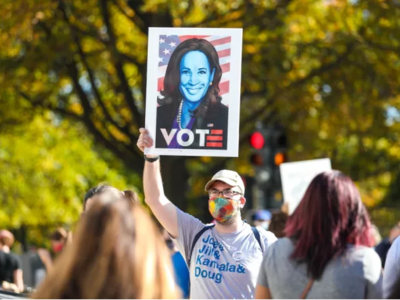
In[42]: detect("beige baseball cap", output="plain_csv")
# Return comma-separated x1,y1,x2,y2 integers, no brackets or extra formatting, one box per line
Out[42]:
204,170,245,194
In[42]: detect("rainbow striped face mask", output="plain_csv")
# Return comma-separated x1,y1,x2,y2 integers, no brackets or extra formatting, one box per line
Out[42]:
208,197,240,223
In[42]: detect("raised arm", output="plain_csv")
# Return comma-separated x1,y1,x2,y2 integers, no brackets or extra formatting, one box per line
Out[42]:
137,128,179,238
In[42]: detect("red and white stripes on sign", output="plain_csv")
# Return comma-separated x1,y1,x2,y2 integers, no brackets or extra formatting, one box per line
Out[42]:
206,130,224,148
158,35,231,106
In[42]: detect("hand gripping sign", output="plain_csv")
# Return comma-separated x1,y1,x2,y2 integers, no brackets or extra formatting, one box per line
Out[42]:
144,27,243,157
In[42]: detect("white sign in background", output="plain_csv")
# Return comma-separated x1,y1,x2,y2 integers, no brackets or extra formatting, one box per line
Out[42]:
280,158,332,215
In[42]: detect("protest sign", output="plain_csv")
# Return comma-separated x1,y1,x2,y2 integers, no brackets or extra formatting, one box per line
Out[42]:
280,158,332,215
144,27,243,157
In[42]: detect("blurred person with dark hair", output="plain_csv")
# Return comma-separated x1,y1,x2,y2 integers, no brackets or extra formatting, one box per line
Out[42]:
268,211,288,238
252,210,272,231
0,230,24,292
83,184,138,212
375,222,400,267
33,189,178,299
256,171,382,299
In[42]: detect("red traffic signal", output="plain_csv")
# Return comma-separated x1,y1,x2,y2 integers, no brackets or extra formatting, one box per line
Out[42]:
249,132,265,150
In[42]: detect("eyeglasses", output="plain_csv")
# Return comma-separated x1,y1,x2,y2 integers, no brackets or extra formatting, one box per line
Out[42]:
208,189,242,198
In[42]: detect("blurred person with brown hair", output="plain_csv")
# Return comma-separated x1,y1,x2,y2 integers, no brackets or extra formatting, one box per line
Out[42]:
268,211,288,238
0,230,24,292
37,185,138,275
37,227,71,273
33,187,178,299
256,171,382,299
371,224,382,246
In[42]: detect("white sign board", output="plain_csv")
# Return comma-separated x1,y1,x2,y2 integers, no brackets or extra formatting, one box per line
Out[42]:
280,158,332,215
144,27,243,157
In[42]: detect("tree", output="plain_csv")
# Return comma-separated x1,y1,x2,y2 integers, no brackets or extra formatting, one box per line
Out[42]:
0,112,140,248
1,0,400,223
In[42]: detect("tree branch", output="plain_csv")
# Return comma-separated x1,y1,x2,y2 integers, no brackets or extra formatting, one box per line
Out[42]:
111,0,146,32
184,6,245,27
238,42,355,147
361,36,400,53
18,81,143,171
58,0,133,139
99,0,143,127
289,44,355,88
66,60,141,163
119,52,142,66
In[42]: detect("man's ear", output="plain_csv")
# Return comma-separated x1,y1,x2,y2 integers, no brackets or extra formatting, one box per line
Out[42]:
240,197,246,209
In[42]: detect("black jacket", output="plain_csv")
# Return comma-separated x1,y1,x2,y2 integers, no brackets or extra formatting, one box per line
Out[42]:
155,102,229,150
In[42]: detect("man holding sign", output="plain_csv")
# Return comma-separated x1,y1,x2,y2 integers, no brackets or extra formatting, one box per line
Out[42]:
137,129,277,299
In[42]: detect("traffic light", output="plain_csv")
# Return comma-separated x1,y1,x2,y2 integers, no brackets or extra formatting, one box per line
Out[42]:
272,128,288,167
248,125,288,209
249,132,265,150
270,127,288,203
274,152,286,166
249,131,265,166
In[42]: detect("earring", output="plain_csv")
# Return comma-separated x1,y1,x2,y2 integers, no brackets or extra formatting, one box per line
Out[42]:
209,82,212,86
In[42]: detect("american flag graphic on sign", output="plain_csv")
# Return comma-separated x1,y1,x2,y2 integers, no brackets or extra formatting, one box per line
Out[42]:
158,35,231,106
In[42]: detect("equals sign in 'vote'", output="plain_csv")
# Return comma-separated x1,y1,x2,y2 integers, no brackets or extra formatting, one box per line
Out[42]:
206,130,223,148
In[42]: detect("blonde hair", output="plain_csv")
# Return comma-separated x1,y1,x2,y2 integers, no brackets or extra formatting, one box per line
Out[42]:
33,190,178,299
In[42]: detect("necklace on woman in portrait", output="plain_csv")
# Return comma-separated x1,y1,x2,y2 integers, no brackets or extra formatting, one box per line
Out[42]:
177,100,184,130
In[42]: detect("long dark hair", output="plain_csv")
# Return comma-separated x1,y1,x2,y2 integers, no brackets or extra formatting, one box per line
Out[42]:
285,170,374,279
158,38,223,119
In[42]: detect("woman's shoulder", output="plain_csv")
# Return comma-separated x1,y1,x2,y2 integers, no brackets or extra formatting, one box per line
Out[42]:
266,237,295,257
341,246,382,283
342,245,382,273
157,104,171,113
346,244,380,260
275,237,294,248
218,102,229,115
205,102,228,122
156,104,176,126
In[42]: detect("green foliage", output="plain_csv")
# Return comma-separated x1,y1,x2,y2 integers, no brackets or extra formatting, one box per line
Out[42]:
1,0,400,229
0,112,140,230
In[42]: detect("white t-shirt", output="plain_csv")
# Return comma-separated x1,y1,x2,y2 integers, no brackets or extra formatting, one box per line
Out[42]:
173,207,277,299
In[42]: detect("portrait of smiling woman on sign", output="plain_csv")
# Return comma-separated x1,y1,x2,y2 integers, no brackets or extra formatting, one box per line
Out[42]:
156,38,228,150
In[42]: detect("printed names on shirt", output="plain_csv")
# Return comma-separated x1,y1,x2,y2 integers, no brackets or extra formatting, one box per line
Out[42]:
194,234,246,284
